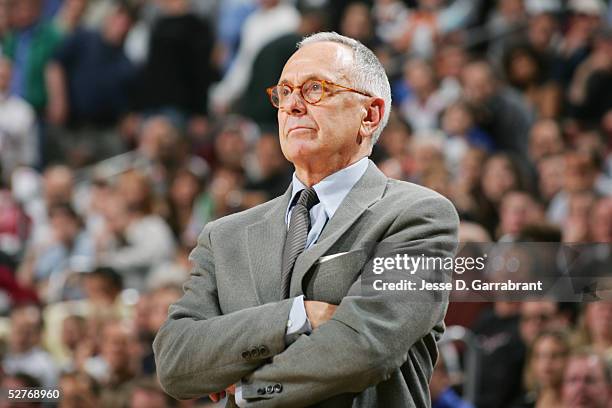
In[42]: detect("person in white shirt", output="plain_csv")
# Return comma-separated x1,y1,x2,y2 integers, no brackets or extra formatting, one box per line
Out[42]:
0,57,38,182
210,0,300,114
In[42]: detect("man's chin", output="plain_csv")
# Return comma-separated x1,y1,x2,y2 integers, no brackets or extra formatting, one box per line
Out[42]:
283,143,323,164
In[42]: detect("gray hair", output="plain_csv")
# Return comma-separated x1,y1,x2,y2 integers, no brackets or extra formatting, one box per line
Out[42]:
298,32,391,145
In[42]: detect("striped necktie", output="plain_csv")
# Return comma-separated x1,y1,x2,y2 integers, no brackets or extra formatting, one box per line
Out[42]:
280,187,319,299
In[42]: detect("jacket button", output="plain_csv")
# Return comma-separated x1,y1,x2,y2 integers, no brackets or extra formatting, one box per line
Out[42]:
257,387,265,395
258,345,269,356
274,383,283,393
266,385,274,394
241,350,250,359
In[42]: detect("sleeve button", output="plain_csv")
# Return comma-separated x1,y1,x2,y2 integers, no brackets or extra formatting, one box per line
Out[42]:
241,350,250,359
257,387,265,395
273,383,283,393
266,385,274,394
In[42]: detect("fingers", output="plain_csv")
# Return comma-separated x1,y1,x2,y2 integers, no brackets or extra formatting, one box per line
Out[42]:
208,391,226,402
304,301,338,329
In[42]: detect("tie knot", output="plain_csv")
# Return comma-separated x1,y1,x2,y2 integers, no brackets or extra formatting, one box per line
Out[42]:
296,187,319,210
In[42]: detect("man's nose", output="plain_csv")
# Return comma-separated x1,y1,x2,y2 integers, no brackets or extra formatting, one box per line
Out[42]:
281,89,307,116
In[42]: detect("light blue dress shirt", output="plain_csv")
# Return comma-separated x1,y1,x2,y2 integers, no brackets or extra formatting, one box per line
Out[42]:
284,157,370,337
235,157,369,406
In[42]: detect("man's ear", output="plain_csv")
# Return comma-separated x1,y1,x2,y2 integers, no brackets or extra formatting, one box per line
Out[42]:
359,97,385,141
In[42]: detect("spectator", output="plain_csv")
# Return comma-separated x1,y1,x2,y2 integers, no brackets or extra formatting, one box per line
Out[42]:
79,266,124,309
95,320,140,408
513,330,570,408
0,57,38,179
536,153,564,204
562,190,596,242
212,118,252,173
97,182,175,291
372,0,409,47
131,115,182,193
556,0,606,88
53,0,89,35
1,0,63,114
46,1,138,166
519,301,562,346
569,27,612,126
392,0,478,58
527,119,564,166
136,0,215,120
244,132,292,201
0,0,8,43
210,0,300,114
400,58,455,132
461,60,534,159
434,45,467,104
58,371,100,408
129,377,176,408
22,164,75,247
475,153,526,235
486,0,527,62
17,202,95,302
503,44,561,118
41,266,128,370
0,187,32,261
441,100,494,174
472,302,526,408
498,190,542,241
561,348,611,408
547,151,599,226
588,197,612,242
213,0,257,73
430,353,474,408
139,284,181,375
523,5,562,80
573,302,612,355
339,2,377,51
451,147,488,219
2,304,58,387
165,166,212,247
405,133,446,184
58,314,87,368
238,6,328,127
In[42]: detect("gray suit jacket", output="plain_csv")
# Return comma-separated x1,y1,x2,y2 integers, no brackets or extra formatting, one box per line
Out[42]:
153,161,459,407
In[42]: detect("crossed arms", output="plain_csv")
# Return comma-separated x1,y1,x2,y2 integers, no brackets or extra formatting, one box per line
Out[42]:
153,194,458,406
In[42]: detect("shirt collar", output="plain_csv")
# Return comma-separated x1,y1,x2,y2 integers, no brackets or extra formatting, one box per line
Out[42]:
286,157,370,221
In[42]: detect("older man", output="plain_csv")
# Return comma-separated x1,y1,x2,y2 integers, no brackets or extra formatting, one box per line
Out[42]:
154,32,458,407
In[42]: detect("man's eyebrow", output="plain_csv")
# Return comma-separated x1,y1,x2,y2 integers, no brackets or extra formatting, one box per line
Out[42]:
277,75,334,86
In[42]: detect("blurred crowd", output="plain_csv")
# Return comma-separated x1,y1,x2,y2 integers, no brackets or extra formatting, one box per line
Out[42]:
0,0,611,407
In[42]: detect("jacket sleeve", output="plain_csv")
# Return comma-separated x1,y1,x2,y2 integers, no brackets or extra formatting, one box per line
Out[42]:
153,221,295,400
238,195,459,407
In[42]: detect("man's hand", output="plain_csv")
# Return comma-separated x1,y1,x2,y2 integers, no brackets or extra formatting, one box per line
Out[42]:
304,301,337,330
209,384,236,402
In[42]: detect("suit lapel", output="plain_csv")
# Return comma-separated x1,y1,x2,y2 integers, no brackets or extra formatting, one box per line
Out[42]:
290,162,388,297
247,187,292,304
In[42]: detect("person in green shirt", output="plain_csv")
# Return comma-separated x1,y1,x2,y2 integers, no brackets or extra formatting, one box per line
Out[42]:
2,0,63,114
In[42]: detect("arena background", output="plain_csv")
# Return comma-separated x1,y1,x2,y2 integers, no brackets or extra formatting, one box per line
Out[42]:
0,0,611,407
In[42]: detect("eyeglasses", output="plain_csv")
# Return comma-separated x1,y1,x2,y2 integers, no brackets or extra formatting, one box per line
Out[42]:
266,79,371,109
